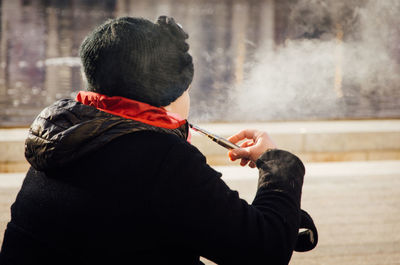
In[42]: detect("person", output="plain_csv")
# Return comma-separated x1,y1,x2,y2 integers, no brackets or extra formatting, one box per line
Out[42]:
0,16,317,265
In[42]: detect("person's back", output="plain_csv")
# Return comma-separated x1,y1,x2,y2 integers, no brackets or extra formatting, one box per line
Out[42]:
1,118,206,264
0,16,317,265
0,98,308,265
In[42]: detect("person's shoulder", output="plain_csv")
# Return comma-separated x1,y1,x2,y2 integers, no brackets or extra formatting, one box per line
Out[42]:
152,131,207,162
113,130,211,177
109,130,204,158
117,130,189,146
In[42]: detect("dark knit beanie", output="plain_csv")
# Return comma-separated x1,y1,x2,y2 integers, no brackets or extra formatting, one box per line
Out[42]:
79,16,194,107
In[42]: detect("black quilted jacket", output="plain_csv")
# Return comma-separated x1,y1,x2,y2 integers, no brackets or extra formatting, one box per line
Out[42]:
0,99,316,265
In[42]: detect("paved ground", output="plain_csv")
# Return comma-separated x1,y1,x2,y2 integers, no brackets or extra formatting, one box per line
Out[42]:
1,161,400,265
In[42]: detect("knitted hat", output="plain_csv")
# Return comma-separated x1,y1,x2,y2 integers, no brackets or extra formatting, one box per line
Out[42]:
79,16,194,107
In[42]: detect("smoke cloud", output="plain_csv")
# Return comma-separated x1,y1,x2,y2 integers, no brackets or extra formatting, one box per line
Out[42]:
229,0,400,121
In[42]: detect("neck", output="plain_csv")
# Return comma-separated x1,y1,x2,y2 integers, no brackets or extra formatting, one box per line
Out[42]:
75,91,187,129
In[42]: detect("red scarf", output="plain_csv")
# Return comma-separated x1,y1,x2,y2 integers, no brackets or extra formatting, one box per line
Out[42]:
76,91,188,130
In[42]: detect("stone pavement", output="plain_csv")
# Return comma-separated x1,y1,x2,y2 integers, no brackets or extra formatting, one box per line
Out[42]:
1,160,400,265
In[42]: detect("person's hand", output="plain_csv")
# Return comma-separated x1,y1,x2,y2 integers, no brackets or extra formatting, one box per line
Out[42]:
227,129,277,168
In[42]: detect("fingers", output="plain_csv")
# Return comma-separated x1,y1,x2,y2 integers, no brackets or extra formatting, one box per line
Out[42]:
240,140,254,148
232,156,257,168
240,158,250,167
228,129,259,144
228,148,251,161
228,129,277,167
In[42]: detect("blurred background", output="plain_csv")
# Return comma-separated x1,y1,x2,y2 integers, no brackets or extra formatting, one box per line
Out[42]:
0,0,399,126
0,1,400,264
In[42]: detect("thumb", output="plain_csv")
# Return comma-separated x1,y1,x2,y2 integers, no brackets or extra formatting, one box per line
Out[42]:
229,148,251,161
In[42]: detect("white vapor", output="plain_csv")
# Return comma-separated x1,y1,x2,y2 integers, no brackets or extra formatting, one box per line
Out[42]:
231,0,400,121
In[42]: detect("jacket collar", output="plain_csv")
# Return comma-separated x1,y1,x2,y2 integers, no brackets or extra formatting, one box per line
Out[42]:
26,97,191,171
76,91,187,130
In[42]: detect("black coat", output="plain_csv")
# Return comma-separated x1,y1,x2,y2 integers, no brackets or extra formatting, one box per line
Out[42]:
0,99,314,265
